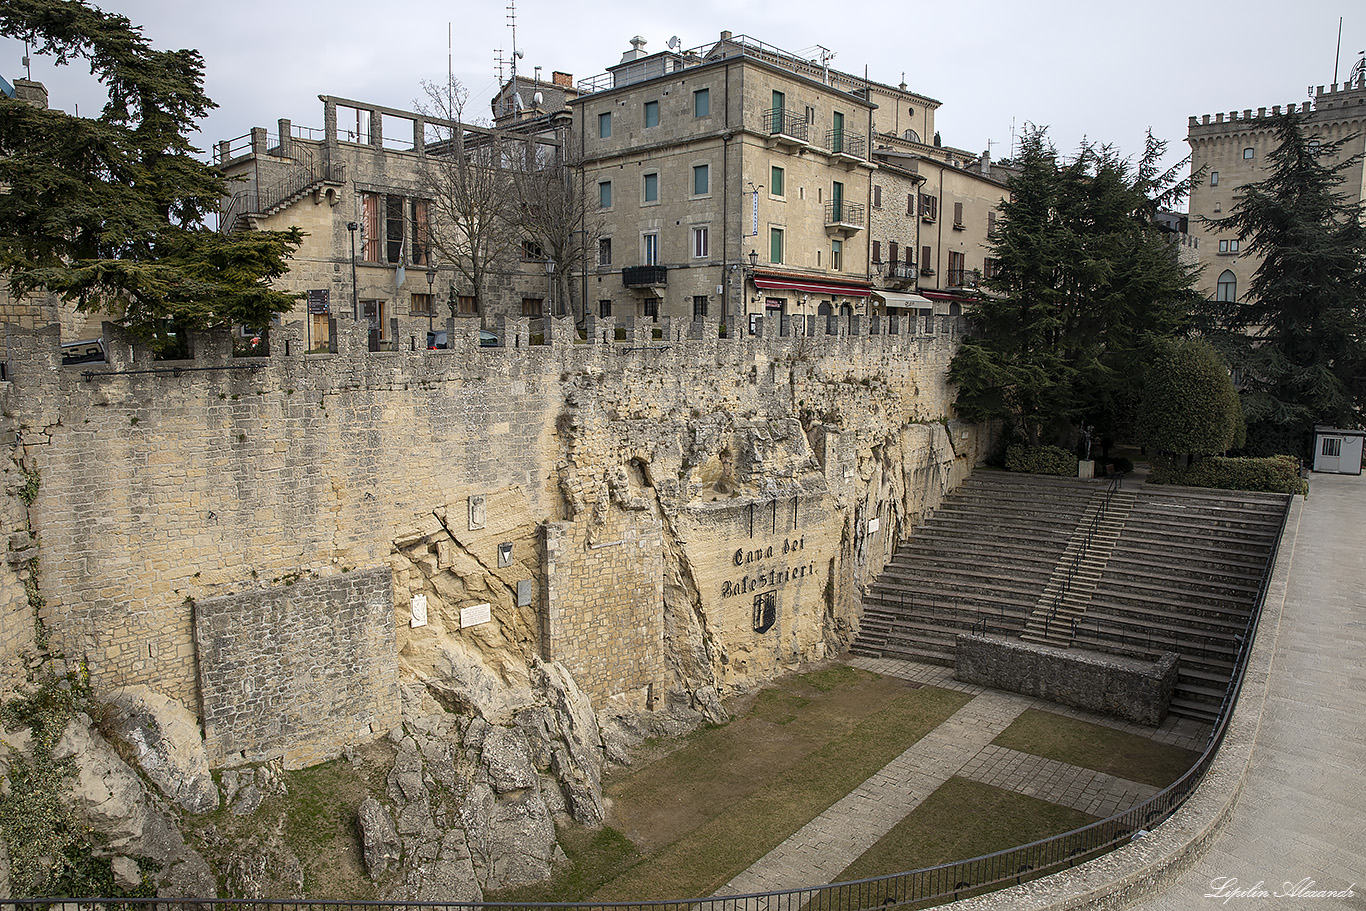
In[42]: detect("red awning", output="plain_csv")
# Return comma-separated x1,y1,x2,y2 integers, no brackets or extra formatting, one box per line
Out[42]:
754,276,871,298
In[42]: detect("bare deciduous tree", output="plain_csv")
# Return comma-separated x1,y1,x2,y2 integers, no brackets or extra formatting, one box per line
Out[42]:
416,77,520,321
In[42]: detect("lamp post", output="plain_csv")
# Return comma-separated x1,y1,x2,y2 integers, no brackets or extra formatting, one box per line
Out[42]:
347,221,359,320
747,249,760,333
425,255,437,335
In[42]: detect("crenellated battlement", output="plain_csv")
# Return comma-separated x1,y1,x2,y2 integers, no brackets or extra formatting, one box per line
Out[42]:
1189,80,1366,134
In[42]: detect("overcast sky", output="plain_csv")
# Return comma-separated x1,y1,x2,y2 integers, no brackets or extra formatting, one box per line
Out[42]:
4,1,1362,211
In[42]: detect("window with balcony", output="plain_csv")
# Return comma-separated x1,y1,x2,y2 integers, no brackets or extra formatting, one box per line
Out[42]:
693,163,709,196
694,88,709,117
643,172,659,204
770,227,784,264
643,232,659,266
599,180,612,209
598,111,611,139
644,100,659,128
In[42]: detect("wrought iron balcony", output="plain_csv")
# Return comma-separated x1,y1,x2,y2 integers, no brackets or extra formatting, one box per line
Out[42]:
623,265,668,288
824,129,867,161
824,201,865,235
884,262,917,283
947,267,981,289
764,109,809,145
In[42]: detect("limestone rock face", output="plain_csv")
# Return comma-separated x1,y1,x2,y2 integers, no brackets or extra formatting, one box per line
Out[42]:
52,712,217,898
102,685,220,814
358,796,402,877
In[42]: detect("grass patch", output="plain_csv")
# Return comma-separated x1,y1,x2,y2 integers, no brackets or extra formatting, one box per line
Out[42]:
591,682,972,900
823,777,1097,907
992,709,1199,788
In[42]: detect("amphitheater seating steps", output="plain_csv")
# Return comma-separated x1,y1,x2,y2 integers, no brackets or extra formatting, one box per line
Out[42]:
855,473,1289,725
852,472,1096,666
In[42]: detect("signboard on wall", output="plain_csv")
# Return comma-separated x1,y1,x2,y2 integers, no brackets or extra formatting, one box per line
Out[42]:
307,289,330,315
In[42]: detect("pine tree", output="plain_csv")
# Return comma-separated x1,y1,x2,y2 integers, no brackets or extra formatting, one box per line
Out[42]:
0,0,302,339
949,126,1197,447
1203,112,1366,455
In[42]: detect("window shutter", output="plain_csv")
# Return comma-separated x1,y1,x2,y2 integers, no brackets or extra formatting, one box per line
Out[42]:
872,241,881,263
873,185,882,207
907,194,915,215
888,242,898,267
954,202,963,225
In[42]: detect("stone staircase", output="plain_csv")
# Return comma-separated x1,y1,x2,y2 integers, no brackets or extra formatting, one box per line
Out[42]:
854,472,1289,725
1020,486,1137,647
852,472,1097,666
1073,487,1289,723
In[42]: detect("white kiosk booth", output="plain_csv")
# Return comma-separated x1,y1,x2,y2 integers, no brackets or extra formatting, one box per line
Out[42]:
1312,426,1365,475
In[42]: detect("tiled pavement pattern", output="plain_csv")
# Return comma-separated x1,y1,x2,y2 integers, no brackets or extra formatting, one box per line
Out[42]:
715,656,1211,895
959,744,1158,819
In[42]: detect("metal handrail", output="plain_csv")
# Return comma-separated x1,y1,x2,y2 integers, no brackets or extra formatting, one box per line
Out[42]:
1043,473,1121,637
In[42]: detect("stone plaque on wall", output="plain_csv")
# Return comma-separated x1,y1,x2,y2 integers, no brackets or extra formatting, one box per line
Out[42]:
498,542,514,567
469,494,487,530
517,578,534,607
410,594,428,628
461,602,492,628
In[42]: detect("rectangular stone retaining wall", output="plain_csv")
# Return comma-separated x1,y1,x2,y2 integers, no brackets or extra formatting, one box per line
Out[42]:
955,633,1179,726
194,567,400,769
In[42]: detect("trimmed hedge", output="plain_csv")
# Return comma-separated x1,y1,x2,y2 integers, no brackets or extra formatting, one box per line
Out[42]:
1004,444,1076,476
1148,454,1307,495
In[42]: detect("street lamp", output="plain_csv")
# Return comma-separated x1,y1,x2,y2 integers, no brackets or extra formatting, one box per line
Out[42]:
347,221,359,320
425,256,437,335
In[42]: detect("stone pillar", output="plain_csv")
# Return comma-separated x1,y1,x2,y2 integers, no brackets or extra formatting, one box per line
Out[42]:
277,119,292,158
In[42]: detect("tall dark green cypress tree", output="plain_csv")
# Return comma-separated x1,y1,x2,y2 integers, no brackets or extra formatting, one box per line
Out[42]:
1204,112,1366,455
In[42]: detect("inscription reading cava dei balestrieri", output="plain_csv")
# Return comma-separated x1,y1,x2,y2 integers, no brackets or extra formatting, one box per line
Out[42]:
722,536,814,599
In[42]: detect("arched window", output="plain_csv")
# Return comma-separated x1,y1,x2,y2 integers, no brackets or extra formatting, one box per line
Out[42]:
1216,270,1237,302
903,128,920,143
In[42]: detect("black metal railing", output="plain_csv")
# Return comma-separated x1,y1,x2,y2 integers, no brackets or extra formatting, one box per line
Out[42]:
824,201,865,228
946,268,980,289
824,129,866,160
8,494,1296,911
220,149,346,233
764,108,809,142
884,262,917,282
1041,473,1121,640
622,265,668,287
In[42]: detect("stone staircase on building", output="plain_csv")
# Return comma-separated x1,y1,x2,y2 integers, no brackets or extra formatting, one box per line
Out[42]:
1020,485,1138,647
852,472,1098,666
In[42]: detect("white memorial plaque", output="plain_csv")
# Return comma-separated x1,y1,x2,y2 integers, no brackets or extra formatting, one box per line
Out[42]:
517,579,534,607
410,594,428,628
867,518,880,533
469,494,487,530
460,602,492,628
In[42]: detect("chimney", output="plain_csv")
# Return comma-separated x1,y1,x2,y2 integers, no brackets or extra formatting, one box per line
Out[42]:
979,149,991,175
619,36,648,65
552,70,573,87
13,78,48,109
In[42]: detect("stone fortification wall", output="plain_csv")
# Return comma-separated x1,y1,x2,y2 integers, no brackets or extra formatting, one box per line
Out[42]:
1,310,987,743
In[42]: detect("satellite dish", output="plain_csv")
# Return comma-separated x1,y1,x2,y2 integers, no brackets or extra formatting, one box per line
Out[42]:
667,36,681,51
533,90,544,106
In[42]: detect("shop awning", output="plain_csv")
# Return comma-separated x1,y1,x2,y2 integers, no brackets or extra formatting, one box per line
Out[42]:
754,275,871,298
872,290,935,310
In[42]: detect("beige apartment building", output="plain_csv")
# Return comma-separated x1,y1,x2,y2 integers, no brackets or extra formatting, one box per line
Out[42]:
1187,79,1366,305
571,33,881,330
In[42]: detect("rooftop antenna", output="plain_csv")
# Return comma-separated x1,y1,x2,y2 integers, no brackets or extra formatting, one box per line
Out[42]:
816,45,834,84
507,0,525,113
22,39,31,80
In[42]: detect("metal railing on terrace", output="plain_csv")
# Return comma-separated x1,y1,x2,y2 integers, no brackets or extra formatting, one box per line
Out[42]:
576,34,849,95
765,108,810,142
883,262,917,282
824,128,866,160
824,201,865,228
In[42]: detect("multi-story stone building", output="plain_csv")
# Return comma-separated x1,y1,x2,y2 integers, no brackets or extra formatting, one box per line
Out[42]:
569,32,1006,331
215,95,567,350
1186,78,1366,304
